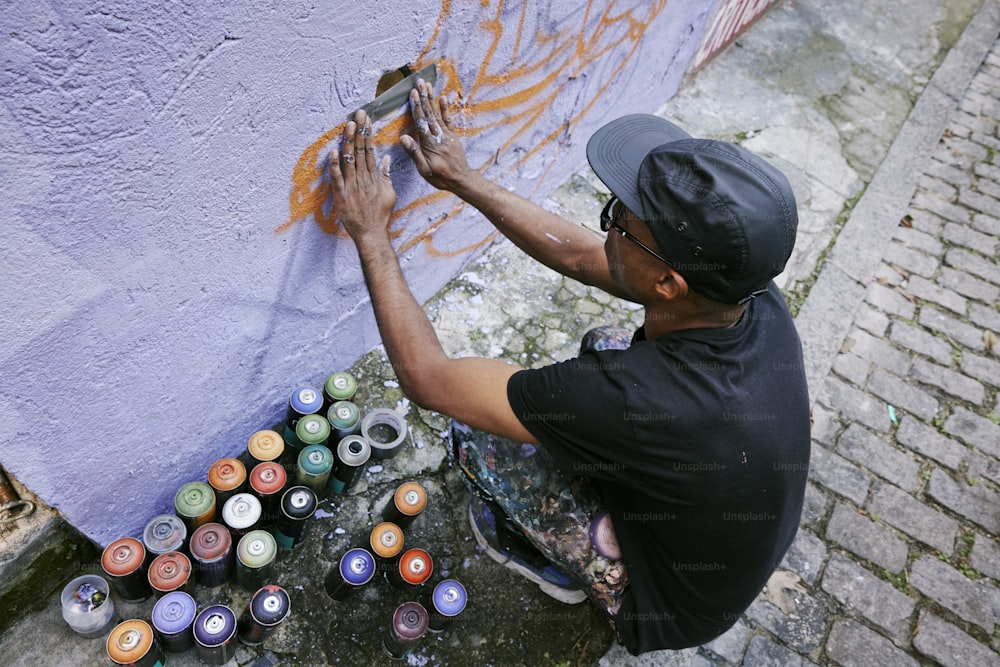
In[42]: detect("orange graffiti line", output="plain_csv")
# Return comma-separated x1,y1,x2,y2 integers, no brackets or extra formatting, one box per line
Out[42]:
469,15,504,100
415,0,451,65
510,1,528,68
424,228,500,259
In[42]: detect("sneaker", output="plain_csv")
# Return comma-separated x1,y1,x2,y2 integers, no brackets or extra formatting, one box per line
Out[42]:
467,495,587,604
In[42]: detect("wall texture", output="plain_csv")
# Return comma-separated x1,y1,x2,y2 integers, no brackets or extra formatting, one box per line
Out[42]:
2,1,734,545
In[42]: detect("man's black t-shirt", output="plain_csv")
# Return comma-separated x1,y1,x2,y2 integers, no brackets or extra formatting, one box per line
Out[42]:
506,283,810,654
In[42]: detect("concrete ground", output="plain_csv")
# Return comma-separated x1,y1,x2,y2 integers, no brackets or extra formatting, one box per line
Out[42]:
3,0,1000,664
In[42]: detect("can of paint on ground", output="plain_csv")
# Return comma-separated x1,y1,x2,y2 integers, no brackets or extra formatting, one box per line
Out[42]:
329,435,370,494
193,604,237,666
107,619,166,667
249,461,287,526
238,584,291,646
386,548,433,589
222,492,262,539
142,514,187,559
102,537,151,602
296,444,334,494
174,481,216,534
247,429,284,468
283,386,324,452
295,413,331,450
324,547,376,601
423,579,468,632
151,590,197,653
361,408,408,458
208,457,247,509
274,486,317,550
382,601,428,660
147,551,192,597
323,371,357,409
382,481,427,530
369,522,404,569
589,510,623,561
327,400,361,441
236,529,278,591
190,522,234,587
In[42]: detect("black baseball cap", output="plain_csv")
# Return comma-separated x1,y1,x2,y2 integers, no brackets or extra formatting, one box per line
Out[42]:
586,114,798,304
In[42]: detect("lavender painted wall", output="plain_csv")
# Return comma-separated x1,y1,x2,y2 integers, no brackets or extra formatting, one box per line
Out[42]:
1,1,719,545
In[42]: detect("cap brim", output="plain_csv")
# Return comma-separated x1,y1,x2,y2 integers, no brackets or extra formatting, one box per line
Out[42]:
586,114,691,216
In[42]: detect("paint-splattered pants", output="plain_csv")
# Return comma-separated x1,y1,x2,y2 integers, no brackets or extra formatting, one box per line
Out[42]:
449,325,632,619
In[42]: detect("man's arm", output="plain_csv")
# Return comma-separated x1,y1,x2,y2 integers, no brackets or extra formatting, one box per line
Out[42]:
329,110,537,444
400,79,634,302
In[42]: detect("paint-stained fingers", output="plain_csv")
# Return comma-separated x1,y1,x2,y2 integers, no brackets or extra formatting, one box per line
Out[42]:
400,134,431,176
379,155,392,179
362,117,377,172
438,95,454,130
328,148,346,191
410,87,431,137
342,120,358,175
419,79,442,137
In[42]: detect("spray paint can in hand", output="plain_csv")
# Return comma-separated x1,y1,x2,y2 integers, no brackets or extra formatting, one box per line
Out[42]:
386,548,433,589
193,604,237,666
282,386,324,454
247,429,284,468
382,601,429,660
324,547,376,601
329,435,371,495
174,481,217,534
273,486,317,550
102,537,151,603
207,457,247,509
189,522,234,587
147,551,192,597
236,529,278,592
107,619,166,667
151,590,197,653
249,461,287,527
142,514,187,560
423,579,468,632
382,481,427,530
238,584,291,646
221,492,262,540
323,371,358,410
327,400,361,441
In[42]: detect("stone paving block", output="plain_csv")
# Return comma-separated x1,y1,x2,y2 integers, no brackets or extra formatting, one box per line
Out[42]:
831,352,870,386
808,445,873,506
906,274,969,315
959,188,1000,221
928,468,1000,534
971,534,1000,581
744,589,827,653
944,407,1000,458
946,247,1000,285
821,376,892,433
969,302,1000,331
801,482,831,528
895,416,970,470
961,351,1000,388
913,611,1000,667
909,555,1000,633
911,358,986,404
825,502,908,572
889,320,954,365
936,266,999,304
826,619,920,667
974,160,1000,183
810,403,841,447
781,528,827,585
904,208,946,235
893,224,946,255
853,304,890,337
845,329,911,376
916,173,959,200
927,157,973,187
866,482,958,554
701,618,749,665
865,283,916,320
882,242,940,278
740,635,816,667
913,190,971,224
819,553,915,641
917,306,986,351
972,211,1000,235
866,369,940,423
945,135,992,162
875,262,906,286
836,423,921,493
943,221,999,255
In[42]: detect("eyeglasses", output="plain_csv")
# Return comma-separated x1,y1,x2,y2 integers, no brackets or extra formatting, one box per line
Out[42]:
600,197,671,265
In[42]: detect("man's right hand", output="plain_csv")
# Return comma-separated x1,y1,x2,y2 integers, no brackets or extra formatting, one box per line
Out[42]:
400,78,472,192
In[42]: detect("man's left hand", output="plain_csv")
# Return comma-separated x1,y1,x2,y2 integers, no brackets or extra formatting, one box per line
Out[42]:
329,110,396,244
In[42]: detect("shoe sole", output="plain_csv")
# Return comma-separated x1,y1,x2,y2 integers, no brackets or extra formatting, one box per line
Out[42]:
468,504,587,605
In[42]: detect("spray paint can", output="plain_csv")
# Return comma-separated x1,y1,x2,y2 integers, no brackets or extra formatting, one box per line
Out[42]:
247,429,284,468
295,413,331,450
589,510,623,560
150,590,197,653
174,481,216,534
283,386,324,453
222,492,262,539
193,604,237,666
107,619,166,667
249,462,287,527
296,444,334,494
327,400,361,441
382,601,429,660
423,579,468,632
142,514,187,560
238,584,291,646
101,537,151,603
361,408,408,458
189,522,234,587
147,551,192,597
329,435,371,495
324,547,376,601
386,548,433,589
369,522,404,571
382,481,427,530
323,371,358,410
274,486,317,550
236,530,278,592
207,457,248,509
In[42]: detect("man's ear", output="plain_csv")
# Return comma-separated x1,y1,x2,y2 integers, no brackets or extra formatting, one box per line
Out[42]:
654,267,689,302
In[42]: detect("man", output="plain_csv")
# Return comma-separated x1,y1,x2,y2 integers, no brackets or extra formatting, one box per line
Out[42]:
329,78,810,654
